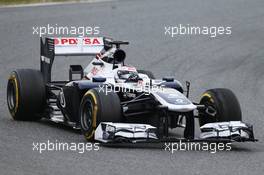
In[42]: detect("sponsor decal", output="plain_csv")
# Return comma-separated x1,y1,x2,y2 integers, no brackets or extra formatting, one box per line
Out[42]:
54,37,103,46
91,67,100,76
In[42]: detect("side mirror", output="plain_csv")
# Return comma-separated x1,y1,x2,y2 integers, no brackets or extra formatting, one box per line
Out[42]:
92,62,104,66
92,77,106,82
69,65,83,81
162,77,174,82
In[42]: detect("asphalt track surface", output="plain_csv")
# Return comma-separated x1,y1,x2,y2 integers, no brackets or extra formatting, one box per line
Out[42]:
0,0,264,174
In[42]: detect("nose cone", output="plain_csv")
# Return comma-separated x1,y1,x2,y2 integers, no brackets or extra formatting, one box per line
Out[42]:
153,88,197,112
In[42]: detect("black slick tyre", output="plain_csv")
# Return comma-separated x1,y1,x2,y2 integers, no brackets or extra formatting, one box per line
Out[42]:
79,88,122,141
7,69,46,121
199,88,242,126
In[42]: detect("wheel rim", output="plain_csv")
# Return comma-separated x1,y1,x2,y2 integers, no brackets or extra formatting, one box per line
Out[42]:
81,99,93,130
7,80,16,111
200,97,219,124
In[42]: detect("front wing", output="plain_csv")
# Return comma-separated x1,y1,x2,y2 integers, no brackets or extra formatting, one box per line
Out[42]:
95,121,257,144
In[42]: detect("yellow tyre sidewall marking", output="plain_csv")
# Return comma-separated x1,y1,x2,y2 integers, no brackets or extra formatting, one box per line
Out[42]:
202,92,214,103
8,74,19,116
84,91,98,140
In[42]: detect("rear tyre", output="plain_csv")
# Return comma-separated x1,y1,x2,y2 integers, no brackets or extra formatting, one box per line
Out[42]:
7,69,46,120
79,88,122,141
137,70,155,79
199,88,242,126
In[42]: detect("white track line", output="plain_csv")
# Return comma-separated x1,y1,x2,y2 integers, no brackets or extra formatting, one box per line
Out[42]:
0,0,114,8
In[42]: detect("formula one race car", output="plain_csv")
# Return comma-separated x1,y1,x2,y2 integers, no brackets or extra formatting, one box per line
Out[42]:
7,37,257,144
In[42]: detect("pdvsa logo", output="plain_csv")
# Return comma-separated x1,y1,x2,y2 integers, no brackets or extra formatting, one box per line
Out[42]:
54,37,103,45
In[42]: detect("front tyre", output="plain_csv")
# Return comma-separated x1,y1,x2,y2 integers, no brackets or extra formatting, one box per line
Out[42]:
7,69,46,120
79,88,122,141
199,88,242,126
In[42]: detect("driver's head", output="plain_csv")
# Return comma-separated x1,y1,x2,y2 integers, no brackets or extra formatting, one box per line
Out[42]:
114,67,139,83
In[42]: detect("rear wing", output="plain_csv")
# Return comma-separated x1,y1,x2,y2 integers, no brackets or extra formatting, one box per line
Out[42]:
40,37,111,83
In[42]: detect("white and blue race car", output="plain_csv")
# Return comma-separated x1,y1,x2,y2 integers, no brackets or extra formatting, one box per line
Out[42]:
7,37,257,144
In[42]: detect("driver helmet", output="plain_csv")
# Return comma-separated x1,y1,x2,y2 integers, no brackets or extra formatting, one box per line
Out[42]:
115,66,139,83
